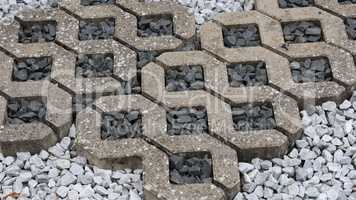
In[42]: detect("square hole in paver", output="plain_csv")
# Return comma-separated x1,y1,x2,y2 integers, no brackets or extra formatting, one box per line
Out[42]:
76,53,114,78
222,24,261,48
169,152,213,185
231,103,276,131
166,106,208,136
79,18,115,41
338,0,356,4
227,61,268,87
7,98,47,125
165,65,204,92
18,21,57,43
101,110,143,140
80,0,114,6
290,57,332,83
282,21,323,43
278,0,315,8
12,57,52,82
344,18,356,40
137,15,174,37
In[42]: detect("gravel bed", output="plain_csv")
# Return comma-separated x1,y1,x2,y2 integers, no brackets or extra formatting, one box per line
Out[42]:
75,53,114,78
338,0,356,4
166,106,208,136
0,126,144,200
165,65,205,92
278,0,315,8
7,98,47,125
231,103,276,131
290,57,332,83
227,61,268,87
234,94,356,200
345,18,356,40
13,57,52,81
177,0,254,25
101,111,143,140
79,18,115,41
169,152,213,185
137,15,173,38
80,0,114,6
282,21,323,43
18,21,57,43
223,24,261,48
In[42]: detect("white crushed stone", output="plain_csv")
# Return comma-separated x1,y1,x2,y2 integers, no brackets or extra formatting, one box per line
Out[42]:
1,0,254,25
0,125,144,200
234,92,356,200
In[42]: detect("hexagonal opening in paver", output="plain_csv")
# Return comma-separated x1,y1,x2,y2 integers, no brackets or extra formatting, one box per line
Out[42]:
169,152,213,185
222,24,261,48
12,57,52,82
101,110,143,140
75,53,114,78
137,15,174,37
165,65,205,92
231,102,276,131
18,21,57,43
80,0,114,6
79,18,115,41
290,57,332,83
227,61,268,87
6,97,47,125
344,18,356,40
166,106,208,136
282,21,323,44
338,0,356,4
278,0,315,8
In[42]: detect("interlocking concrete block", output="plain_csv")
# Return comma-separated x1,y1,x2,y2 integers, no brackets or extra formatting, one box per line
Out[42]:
76,95,226,200
142,58,301,161
115,0,196,51
0,95,57,155
0,52,72,155
200,11,282,61
157,134,240,199
58,0,137,82
200,12,355,106
0,51,72,136
255,0,353,54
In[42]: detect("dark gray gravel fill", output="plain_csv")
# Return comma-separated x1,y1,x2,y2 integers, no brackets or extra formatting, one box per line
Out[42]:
278,0,314,8
282,21,323,43
223,24,261,48
227,61,268,87
101,110,143,140
345,18,356,40
12,57,52,82
137,15,173,37
18,21,57,43
169,152,213,185
79,18,115,41
290,57,332,83
165,65,204,92
232,103,276,131
7,98,47,125
338,0,356,4
166,106,208,135
75,53,113,78
80,0,114,6
137,51,160,69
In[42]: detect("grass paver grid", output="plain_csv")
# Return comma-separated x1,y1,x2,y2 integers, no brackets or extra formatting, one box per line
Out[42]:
0,0,355,199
